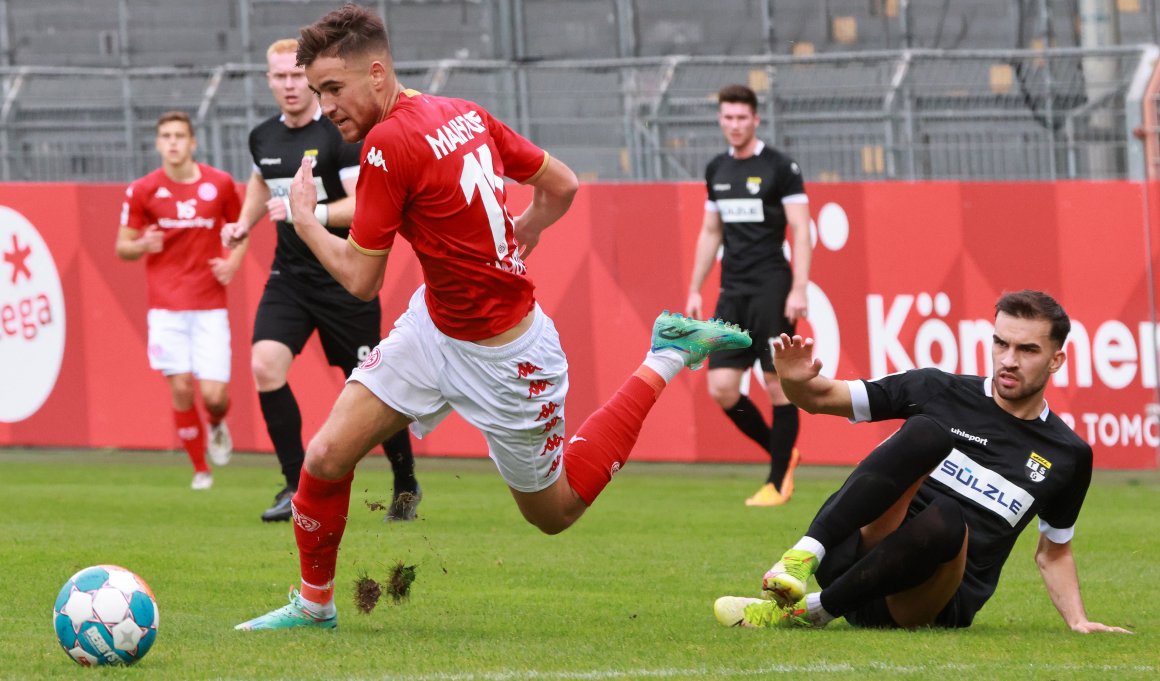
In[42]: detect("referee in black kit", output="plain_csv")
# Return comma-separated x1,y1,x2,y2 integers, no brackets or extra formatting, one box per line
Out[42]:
221,39,420,523
686,83,813,507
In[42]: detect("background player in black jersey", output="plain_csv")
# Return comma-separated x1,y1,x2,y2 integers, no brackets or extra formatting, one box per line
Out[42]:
686,84,812,507
221,39,419,523
714,290,1131,633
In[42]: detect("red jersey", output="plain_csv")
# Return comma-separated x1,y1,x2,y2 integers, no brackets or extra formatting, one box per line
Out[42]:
121,164,241,310
349,90,549,341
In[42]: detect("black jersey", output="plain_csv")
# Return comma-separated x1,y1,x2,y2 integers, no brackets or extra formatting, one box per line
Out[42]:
249,113,363,290
853,368,1093,621
704,141,806,294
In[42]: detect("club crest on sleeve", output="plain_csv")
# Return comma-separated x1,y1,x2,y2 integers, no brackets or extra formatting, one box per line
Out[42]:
1025,451,1051,483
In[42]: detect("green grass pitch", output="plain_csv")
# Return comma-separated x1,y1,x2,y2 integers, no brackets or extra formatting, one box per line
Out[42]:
2,448,1157,680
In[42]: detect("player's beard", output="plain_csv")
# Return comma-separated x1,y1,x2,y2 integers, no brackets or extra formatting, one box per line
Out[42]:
994,368,1049,404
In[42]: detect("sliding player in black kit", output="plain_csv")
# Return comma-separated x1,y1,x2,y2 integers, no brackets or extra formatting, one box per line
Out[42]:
714,290,1130,633
221,39,419,523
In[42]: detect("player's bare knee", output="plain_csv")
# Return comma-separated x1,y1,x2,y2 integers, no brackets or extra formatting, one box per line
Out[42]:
251,357,287,392
302,440,350,480
709,385,742,409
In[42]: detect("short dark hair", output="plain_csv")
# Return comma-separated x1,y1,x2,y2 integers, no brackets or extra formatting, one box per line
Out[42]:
995,289,1071,348
718,84,758,112
155,111,193,136
297,3,391,67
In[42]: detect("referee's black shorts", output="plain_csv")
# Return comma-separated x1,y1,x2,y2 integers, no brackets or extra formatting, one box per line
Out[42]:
252,274,381,373
708,270,795,373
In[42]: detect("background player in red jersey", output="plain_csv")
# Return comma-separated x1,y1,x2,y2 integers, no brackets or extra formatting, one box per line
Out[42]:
235,3,751,631
714,290,1130,634
220,39,420,524
116,111,246,490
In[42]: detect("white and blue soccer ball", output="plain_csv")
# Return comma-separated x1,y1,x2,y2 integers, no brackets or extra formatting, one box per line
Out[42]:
52,565,159,667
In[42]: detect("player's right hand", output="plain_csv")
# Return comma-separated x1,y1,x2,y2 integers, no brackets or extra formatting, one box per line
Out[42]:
771,333,823,383
221,221,250,249
139,225,164,253
266,197,289,223
685,291,702,319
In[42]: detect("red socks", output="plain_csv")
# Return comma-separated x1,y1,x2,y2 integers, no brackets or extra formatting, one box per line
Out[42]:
293,467,354,604
563,369,663,505
207,399,229,428
173,407,208,473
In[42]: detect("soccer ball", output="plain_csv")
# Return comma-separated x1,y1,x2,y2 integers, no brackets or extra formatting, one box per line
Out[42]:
52,565,159,667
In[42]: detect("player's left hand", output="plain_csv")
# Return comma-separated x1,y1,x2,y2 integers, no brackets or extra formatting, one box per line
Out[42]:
785,288,808,323
208,257,238,285
513,213,541,259
289,156,318,227
1070,620,1134,634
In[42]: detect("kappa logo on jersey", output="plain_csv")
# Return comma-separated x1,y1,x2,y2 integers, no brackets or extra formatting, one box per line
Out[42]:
1025,452,1052,483
790,161,801,175
154,187,172,199
365,146,387,171
175,199,198,220
746,176,761,195
932,448,1035,527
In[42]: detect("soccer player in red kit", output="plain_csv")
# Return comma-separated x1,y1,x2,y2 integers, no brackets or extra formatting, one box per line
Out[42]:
116,111,246,490
235,4,750,630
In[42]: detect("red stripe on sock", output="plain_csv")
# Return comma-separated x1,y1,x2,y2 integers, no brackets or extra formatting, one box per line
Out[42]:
564,375,659,505
173,407,208,473
207,398,229,427
293,468,354,603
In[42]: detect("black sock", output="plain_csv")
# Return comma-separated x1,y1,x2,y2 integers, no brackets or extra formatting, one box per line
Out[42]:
805,415,954,548
382,429,417,494
819,496,966,617
723,395,771,451
258,384,304,490
767,404,799,487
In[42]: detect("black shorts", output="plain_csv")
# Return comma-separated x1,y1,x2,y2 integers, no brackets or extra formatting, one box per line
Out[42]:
708,273,795,373
252,274,381,372
817,528,976,629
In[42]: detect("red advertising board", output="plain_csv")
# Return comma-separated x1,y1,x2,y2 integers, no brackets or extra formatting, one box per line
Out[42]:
1,181,1157,469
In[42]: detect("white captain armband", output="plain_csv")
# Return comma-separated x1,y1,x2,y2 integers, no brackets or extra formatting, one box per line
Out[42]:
314,203,329,226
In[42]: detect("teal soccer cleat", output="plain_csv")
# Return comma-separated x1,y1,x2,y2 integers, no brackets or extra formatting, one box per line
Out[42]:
234,589,337,631
651,311,752,370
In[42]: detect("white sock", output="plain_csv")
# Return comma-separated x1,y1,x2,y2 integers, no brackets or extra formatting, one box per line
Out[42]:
297,582,336,618
806,592,835,626
643,348,684,383
793,536,826,563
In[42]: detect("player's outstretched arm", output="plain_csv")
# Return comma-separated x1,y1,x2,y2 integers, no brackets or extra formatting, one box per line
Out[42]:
289,157,386,300
1035,534,1133,634
513,156,578,259
771,333,853,418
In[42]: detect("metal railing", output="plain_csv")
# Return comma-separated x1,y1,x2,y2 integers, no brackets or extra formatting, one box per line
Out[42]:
0,46,1155,183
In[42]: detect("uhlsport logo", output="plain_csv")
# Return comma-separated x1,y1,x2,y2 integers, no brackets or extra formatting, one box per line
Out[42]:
0,206,66,422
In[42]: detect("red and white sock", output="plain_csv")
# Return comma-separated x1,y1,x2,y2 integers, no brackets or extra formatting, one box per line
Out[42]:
173,407,208,473
642,348,685,384
293,467,354,607
563,366,666,505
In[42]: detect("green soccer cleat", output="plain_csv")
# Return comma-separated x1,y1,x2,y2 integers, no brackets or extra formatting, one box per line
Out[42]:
714,596,820,629
762,549,818,607
234,589,337,631
650,311,752,370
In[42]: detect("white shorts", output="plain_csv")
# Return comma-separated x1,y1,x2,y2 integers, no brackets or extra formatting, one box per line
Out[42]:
350,286,569,493
146,308,232,383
